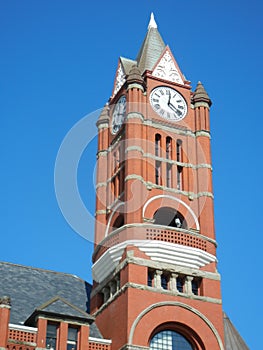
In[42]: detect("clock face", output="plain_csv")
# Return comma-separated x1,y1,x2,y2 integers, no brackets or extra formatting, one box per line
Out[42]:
111,95,127,134
150,86,187,121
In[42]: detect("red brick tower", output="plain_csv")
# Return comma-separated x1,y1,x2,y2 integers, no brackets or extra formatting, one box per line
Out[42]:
91,13,225,350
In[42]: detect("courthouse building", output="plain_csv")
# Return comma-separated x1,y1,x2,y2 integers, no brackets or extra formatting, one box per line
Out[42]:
0,14,249,350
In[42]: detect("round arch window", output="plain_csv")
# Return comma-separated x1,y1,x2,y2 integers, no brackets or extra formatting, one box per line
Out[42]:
150,330,193,350
153,207,187,229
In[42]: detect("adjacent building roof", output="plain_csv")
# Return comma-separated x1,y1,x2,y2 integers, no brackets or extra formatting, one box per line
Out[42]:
0,261,102,338
224,313,249,350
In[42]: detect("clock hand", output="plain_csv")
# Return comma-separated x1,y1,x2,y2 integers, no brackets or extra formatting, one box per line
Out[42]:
167,90,171,105
168,102,182,116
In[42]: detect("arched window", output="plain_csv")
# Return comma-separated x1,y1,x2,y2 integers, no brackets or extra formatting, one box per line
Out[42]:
155,134,161,157
153,207,187,229
166,136,172,159
112,214,124,230
150,330,193,350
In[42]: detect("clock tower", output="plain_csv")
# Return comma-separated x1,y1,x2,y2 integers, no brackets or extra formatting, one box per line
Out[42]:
91,13,225,350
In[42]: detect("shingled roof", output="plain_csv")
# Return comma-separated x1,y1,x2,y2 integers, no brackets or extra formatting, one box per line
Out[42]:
0,261,102,338
224,313,249,350
136,13,165,73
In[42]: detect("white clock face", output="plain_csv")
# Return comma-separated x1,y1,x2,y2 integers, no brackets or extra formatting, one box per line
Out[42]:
150,86,187,121
111,95,127,134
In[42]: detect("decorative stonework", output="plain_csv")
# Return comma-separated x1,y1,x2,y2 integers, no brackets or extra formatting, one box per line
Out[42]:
0,296,11,306
152,50,184,84
113,63,126,96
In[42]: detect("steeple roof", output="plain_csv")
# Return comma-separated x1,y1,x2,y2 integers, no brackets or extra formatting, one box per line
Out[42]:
136,13,165,73
224,313,249,350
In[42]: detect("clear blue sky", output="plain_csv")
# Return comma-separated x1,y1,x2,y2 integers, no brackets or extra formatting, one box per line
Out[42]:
1,1,262,349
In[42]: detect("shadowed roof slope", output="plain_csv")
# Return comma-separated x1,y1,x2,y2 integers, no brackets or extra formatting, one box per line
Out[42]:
136,13,165,73
224,313,249,350
0,261,101,338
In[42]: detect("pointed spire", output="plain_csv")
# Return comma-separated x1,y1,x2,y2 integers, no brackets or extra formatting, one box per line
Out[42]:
137,13,165,73
127,65,144,84
148,12,157,29
193,81,212,107
96,103,109,128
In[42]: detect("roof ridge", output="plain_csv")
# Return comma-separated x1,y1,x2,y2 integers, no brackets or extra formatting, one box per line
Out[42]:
36,296,93,318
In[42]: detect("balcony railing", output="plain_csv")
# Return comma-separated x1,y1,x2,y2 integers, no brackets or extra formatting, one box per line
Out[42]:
93,224,216,261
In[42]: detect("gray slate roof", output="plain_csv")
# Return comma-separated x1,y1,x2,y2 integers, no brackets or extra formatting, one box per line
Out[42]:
224,313,249,350
136,26,165,73
0,261,102,339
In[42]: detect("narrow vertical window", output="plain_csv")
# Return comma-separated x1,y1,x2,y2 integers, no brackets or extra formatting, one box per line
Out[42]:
192,279,200,296
176,140,182,162
166,163,172,187
177,166,182,190
67,327,78,350
46,324,58,350
155,161,161,185
176,140,183,190
166,137,172,159
148,270,153,287
176,276,184,293
161,274,168,290
155,134,161,157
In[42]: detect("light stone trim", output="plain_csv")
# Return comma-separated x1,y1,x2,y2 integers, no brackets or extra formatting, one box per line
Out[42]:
89,337,112,344
120,345,149,350
126,113,144,121
92,239,216,283
95,182,107,189
121,173,214,200
97,150,108,157
127,83,144,91
97,123,109,130
9,323,38,333
105,202,125,237
143,119,211,139
91,243,219,297
142,194,200,230
128,301,224,350
95,209,107,216
194,102,210,109
125,146,145,154
92,282,221,319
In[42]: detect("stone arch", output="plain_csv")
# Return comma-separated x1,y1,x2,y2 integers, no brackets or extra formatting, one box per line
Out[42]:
143,195,200,230
105,202,124,237
129,301,224,350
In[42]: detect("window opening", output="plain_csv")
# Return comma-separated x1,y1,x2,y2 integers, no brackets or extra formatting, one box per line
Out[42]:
155,134,161,157
155,161,161,185
46,324,58,350
153,207,187,229
67,327,78,350
166,163,172,188
192,279,199,296
177,166,183,190
177,276,184,293
150,330,193,350
166,137,172,159
161,275,168,290
176,140,182,162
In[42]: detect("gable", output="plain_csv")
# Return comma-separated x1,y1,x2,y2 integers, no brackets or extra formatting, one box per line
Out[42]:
152,46,185,85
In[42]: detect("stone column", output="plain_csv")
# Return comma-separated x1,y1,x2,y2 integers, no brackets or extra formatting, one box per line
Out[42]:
185,276,194,295
170,273,179,292
154,270,162,288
